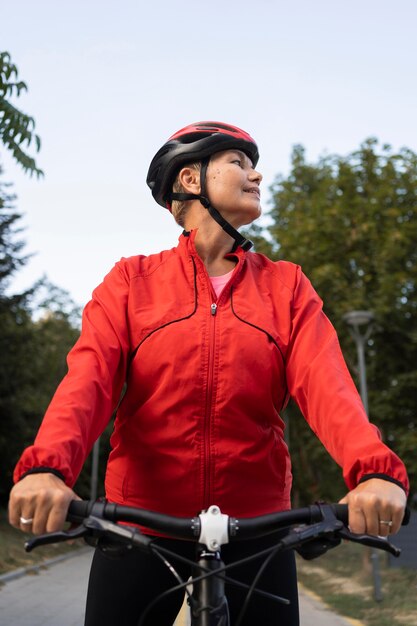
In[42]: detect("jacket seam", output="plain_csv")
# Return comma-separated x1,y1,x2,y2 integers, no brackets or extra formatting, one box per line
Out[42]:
117,248,181,281
127,258,198,368
249,254,298,296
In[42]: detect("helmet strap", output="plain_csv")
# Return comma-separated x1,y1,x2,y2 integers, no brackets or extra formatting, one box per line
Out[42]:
205,204,253,251
170,158,253,252
200,158,253,251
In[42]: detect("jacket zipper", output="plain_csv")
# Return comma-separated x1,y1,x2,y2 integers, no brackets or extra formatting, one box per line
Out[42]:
203,300,217,508
195,249,243,509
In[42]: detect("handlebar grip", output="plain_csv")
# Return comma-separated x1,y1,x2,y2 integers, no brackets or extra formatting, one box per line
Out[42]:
330,503,410,527
331,503,349,525
67,499,95,523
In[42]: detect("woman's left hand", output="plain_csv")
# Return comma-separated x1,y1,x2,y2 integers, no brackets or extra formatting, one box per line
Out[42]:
339,478,407,537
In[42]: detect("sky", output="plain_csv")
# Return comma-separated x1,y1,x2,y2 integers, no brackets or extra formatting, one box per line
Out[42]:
2,0,417,307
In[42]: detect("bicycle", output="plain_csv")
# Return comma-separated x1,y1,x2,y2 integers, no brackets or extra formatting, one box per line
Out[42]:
25,500,407,626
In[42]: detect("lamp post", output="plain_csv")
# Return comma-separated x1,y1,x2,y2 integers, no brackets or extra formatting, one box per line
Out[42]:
342,310,374,414
90,438,100,500
342,310,383,602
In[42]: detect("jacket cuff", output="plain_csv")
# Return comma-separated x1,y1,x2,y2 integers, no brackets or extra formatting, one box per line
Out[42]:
19,467,66,483
358,473,407,494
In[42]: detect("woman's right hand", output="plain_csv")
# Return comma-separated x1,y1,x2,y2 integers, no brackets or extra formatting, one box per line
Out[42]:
8,473,79,535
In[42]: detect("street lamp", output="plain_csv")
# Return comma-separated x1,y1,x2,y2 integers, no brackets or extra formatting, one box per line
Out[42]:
91,439,100,500
342,310,374,415
343,309,383,602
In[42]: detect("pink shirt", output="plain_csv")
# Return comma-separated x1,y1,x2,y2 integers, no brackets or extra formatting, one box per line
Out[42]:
210,269,235,298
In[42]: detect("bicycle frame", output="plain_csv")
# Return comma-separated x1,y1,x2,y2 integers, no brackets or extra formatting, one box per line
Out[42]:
191,548,229,625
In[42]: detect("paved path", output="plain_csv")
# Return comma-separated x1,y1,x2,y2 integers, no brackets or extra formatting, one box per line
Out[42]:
0,549,360,625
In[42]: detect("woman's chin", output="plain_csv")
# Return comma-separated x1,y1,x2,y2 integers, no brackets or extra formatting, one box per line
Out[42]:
222,203,262,229
243,204,262,225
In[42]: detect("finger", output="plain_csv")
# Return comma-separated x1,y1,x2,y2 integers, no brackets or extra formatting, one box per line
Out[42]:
389,503,405,536
8,490,35,531
31,487,70,534
44,491,76,533
377,495,395,535
378,519,392,537
339,493,367,533
361,494,381,537
9,489,23,528
45,501,70,533
30,488,54,535
375,500,406,537
19,512,35,532
8,494,23,529
347,502,367,534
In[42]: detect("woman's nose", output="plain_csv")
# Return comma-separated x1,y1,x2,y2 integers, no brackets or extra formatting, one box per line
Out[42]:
249,168,263,183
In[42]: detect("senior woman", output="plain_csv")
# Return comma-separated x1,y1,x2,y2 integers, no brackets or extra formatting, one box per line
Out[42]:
9,122,408,626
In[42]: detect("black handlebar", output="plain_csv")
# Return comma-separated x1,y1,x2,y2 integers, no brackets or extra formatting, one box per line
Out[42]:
67,500,349,541
230,503,348,539
24,500,405,558
68,500,200,539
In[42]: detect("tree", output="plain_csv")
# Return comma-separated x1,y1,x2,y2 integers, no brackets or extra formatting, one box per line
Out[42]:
0,173,29,294
0,53,84,503
0,179,81,501
0,284,80,503
248,139,417,504
0,51,43,177
0,169,81,501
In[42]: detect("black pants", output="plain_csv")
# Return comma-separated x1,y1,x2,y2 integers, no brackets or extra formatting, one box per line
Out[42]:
85,534,299,626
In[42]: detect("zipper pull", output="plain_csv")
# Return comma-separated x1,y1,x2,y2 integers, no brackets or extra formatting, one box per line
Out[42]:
211,303,217,316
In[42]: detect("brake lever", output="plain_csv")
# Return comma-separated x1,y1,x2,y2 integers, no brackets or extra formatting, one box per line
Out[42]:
83,516,152,551
25,515,153,554
25,523,88,552
338,527,401,557
280,516,344,552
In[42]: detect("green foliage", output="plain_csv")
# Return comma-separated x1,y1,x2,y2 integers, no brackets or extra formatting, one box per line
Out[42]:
0,176,30,292
0,51,43,177
0,164,80,503
0,281,80,503
248,139,417,504
0,54,97,505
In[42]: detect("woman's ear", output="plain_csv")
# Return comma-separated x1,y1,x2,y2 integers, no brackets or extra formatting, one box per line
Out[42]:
178,166,201,194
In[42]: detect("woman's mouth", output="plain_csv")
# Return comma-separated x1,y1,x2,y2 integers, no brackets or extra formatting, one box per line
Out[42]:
244,187,261,199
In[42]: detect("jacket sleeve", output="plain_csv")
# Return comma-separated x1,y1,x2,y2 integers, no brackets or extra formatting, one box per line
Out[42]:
284,266,409,494
13,260,131,487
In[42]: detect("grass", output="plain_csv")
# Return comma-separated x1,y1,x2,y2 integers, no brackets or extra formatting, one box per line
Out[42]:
296,542,417,625
0,508,84,577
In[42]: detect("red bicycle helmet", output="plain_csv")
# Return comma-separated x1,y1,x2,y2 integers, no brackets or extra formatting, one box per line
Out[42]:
147,121,259,208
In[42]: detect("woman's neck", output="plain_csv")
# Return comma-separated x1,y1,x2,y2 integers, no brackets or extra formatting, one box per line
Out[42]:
185,209,238,276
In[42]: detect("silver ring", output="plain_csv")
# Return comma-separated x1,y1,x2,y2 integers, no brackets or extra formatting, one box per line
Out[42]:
20,516,34,525
379,520,393,527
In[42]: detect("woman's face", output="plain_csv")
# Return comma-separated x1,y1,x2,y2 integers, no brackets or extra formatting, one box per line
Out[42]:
205,149,263,227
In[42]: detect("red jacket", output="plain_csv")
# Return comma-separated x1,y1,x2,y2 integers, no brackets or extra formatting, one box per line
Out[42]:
14,231,409,517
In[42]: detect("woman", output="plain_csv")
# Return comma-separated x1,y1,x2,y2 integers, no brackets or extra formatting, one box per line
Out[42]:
9,122,408,625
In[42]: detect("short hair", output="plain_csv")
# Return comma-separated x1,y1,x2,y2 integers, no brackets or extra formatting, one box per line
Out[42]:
171,162,201,227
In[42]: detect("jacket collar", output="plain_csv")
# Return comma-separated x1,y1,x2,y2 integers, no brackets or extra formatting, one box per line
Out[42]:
180,229,248,262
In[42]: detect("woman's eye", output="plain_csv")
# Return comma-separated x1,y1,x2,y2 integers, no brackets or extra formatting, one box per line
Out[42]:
232,159,242,166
